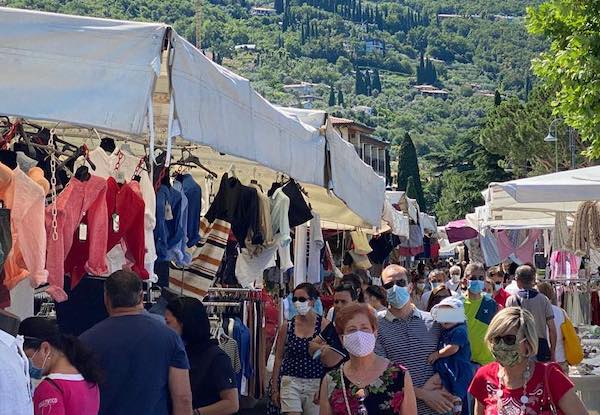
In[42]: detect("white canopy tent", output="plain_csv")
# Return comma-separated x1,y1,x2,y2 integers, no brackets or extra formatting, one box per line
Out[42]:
0,7,386,228
481,166,600,228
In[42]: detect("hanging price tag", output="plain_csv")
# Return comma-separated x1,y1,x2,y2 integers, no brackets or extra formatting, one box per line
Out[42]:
78,222,88,241
112,213,120,233
165,202,174,220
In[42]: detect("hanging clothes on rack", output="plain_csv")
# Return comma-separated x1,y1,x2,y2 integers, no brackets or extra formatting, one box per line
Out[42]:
0,208,12,309
282,179,313,228
550,251,580,280
397,224,424,257
307,211,324,284
155,183,184,262
496,229,542,264
0,163,48,294
169,180,192,267
46,175,109,302
175,173,202,247
77,146,157,281
65,177,148,287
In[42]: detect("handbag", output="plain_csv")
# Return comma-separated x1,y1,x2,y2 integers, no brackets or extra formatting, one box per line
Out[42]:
350,230,372,255
561,310,584,365
540,363,558,415
349,250,372,270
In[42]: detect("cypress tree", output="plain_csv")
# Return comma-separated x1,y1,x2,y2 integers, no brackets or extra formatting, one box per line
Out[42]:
364,70,372,96
405,176,416,200
494,90,502,106
417,53,425,84
397,132,426,210
275,0,284,14
372,68,382,92
328,86,336,106
337,88,344,106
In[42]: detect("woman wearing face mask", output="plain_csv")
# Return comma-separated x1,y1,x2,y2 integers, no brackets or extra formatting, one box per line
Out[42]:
447,265,463,292
18,317,102,415
469,307,587,415
319,303,417,414
410,275,427,311
272,283,326,415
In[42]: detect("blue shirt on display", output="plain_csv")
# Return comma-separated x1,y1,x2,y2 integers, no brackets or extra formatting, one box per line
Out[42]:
80,313,190,415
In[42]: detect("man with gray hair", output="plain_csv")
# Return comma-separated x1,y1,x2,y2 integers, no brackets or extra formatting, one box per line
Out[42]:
375,264,456,414
80,271,193,415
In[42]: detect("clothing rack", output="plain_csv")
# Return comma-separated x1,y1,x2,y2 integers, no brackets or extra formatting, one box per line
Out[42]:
207,287,261,293
203,301,243,307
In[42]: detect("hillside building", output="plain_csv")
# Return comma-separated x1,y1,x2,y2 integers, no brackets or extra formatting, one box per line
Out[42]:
251,7,276,16
330,116,389,180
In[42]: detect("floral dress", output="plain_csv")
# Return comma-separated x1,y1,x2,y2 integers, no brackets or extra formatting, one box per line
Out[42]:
326,362,406,414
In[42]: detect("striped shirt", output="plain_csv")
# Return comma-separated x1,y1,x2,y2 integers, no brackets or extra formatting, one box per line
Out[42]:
375,307,441,415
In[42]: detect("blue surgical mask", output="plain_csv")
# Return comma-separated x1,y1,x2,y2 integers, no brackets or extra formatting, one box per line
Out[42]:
431,282,441,290
29,359,43,379
468,280,485,294
387,285,410,309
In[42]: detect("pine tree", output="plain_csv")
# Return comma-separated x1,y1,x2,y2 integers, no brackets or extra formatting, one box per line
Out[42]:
337,88,344,107
494,90,502,106
372,68,382,92
417,53,425,84
397,132,426,210
328,86,336,106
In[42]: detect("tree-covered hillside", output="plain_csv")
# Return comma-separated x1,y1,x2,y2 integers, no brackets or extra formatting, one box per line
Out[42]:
5,0,547,222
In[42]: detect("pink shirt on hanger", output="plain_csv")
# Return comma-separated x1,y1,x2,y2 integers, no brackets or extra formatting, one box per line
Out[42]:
0,163,48,291
46,175,108,302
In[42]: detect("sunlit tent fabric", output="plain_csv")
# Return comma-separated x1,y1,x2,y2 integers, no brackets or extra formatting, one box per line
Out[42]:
483,166,600,227
0,7,166,135
169,33,325,188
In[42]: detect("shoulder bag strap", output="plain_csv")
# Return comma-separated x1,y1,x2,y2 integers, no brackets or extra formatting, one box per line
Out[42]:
339,364,353,415
543,364,558,415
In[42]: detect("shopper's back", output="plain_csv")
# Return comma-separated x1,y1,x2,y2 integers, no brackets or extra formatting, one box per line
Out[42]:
80,271,190,415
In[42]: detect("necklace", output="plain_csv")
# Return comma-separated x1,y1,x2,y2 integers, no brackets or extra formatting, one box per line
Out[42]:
496,361,533,415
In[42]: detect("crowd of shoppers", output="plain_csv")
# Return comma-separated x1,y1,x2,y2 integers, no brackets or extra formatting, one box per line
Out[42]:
0,259,590,415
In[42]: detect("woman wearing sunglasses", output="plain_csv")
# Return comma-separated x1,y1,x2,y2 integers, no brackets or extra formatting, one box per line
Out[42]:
469,307,587,415
272,283,326,415
18,317,102,415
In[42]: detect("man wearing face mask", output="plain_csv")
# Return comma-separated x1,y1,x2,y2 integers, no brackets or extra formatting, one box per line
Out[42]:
461,263,498,368
422,269,456,311
486,266,510,307
375,264,456,415
446,265,462,292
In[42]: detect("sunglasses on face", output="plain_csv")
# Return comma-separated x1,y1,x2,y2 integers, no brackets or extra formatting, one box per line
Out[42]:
383,279,407,289
292,296,309,303
492,334,518,346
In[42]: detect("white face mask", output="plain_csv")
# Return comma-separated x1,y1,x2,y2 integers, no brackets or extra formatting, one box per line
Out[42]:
416,283,426,291
342,331,376,357
294,301,311,316
451,274,461,283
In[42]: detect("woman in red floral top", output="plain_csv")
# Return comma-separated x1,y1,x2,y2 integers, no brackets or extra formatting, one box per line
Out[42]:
319,303,417,415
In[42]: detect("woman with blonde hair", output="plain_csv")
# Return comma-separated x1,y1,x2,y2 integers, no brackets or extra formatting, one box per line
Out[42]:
469,307,587,415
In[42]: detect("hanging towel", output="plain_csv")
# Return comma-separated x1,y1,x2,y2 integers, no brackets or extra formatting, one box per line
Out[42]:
350,229,372,255
307,212,324,284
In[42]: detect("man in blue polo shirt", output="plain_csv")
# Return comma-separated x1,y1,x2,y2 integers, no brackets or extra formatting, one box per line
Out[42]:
81,271,192,415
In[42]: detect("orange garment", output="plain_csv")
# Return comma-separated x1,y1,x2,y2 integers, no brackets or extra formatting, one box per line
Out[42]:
0,163,49,290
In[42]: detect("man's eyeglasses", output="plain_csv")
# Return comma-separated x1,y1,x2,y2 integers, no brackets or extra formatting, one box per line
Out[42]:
383,279,407,290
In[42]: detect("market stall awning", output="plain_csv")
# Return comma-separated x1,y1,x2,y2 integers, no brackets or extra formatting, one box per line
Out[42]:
170,33,325,188
444,219,478,243
0,7,166,135
484,166,600,226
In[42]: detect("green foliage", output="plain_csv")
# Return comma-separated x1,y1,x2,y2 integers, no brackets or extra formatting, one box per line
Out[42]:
337,88,345,106
397,132,426,209
527,1,600,157
480,85,589,176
